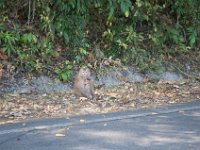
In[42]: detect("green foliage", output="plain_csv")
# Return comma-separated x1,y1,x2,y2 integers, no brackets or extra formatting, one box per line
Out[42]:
0,31,18,57
187,27,198,47
55,60,73,82
0,0,6,9
131,48,150,68
39,38,54,59
54,15,86,46
74,39,90,64
0,28,55,72
0,0,199,76
20,33,37,44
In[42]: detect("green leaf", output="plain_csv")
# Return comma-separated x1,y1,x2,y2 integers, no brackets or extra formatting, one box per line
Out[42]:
55,68,62,74
108,0,116,20
63,32,69,44
125,11,129,17
61,73,68,81
120,0,131,17
187,27,197,47
80,48,87,55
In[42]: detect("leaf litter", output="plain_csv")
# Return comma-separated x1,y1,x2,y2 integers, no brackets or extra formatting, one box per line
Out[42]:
0,79,199,125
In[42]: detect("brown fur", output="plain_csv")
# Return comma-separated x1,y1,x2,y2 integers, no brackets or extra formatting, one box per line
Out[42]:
73,68,95,99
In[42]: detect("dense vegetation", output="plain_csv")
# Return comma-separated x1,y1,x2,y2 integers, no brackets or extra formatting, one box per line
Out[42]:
0,0,199,81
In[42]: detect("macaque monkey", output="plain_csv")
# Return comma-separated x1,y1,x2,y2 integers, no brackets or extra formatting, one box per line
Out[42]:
73,68,95,99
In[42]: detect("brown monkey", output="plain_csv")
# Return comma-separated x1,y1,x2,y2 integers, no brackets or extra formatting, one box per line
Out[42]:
73,68,95,99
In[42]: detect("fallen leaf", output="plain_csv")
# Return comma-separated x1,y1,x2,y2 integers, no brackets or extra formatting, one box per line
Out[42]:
153,91,164,97
130,88,134,92
119,99,130,105
80,119,85,123
106,92,118,98
173,85,180,89
55,134,65,137
166,93,175,98
150,112,158,115
66,107,73,113
130,102,135,107
79,97,88,101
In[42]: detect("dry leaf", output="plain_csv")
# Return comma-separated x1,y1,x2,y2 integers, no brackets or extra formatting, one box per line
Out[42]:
130,102,135,107
55,134,65,137
166,93,175,98
80,119,85,123
79,97,88,101
153,91,163,97
106,92,118,98
150,112,158,115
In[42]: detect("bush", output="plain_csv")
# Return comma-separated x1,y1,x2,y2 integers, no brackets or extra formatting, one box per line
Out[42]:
0,0,199,79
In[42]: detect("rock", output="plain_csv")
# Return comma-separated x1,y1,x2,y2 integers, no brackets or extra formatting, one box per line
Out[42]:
18,86,37,94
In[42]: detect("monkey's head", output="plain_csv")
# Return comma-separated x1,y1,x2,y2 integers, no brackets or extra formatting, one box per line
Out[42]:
78,67,91,79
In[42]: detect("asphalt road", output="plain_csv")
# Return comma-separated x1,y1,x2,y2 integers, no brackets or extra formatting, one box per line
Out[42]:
0,101,200,150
